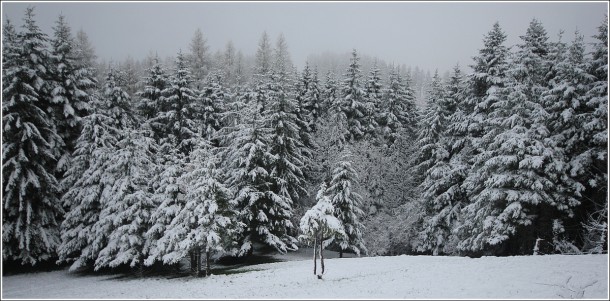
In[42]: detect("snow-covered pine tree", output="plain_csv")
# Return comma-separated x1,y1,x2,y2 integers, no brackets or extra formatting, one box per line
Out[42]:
255,31,272,76
273,33,293,76
417,66,467,255
2,9,64,265
58,69,136,270
49,14,96,173
143,145,186,267
57,101,119,270
265,72,308,205
199,71,226,143
325,152,366,257
339,50,368,142
226,99,297,254
413,71,447,184
541,31,594,251
451,23,510,254
116,56,141,97
93,129,157,274
73,29,97,78
298,62,323,133
364,62,382,139
459,19,577,256
234,50,246,86
321,70,339,116
157,51,200,155
2,19,20,87
379,66,418,145
299,183,346,278
294,63,313,152
136,56,168,123
579,17,608,253
152,138,238,276
188,28,210,87
464,22,510,143
103,68,140,130
222,41,237,86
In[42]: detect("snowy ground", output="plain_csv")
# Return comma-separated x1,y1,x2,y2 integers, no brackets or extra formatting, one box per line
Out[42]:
2,250,608,299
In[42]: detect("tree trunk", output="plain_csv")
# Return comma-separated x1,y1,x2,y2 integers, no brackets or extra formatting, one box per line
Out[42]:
206,249,211,277
313,237,317,275
339,250,343,258
191,249,202,277
138,256,144,278
190,251,196,275
320,239,325,275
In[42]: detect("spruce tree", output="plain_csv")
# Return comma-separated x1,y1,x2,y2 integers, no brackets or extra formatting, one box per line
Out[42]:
158,51,200,155
380,67,417,145
199,72,226,143
57,102,119,270
417,66,467,255
93,130,157,272
299,62,323,132
459,20,576,255
152,139,237,275
265,73,308,203
299,183,346,277
413,71,447,183
322,70,339,116
73,29,97,77
364,63,382,138
136,56,168,123
452,22,510,254
579,18,608,252
188,28,210,86
49,15,96,172
339,50,368,142
58,70,135,270
325,152,366,257
226,100,297,254
143,146,187,266
255,31,272,76
465,22,510,141
273,33,293,76
2,9,64,265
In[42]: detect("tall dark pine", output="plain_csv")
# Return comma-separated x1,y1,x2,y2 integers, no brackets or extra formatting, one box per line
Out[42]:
322,71,339,116
298,62,322,133
137,56,168,124
380,67,417,145
226,99,297,254
49,15,96,173
2,8,64,265
413,71,447,185
93,129,157,272
57,69,136,270
417,66,467,255
325,152,366,257
265,72,308,205
460,19,576,256
339,50,368,142
579,18,608,253
364,63,382,138
199,72,226,143
158,51,200,155
453,22,509,254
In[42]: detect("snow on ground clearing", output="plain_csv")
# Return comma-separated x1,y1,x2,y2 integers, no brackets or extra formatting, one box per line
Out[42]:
2,253,607,299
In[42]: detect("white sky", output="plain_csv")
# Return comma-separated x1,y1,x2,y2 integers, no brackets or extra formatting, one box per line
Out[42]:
2,1,608,73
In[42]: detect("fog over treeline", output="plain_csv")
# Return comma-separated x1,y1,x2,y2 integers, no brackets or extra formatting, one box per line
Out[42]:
1,2,608,279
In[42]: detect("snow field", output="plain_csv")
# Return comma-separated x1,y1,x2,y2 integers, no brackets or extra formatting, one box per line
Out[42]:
2,253,607,299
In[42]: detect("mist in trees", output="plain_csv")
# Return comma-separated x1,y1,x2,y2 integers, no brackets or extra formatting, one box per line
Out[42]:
2,7,607,276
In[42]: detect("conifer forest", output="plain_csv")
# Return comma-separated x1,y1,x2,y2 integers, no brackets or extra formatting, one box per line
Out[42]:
1,6,608,279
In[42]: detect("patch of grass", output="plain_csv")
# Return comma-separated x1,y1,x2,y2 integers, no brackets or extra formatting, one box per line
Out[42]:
212,266,264,276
